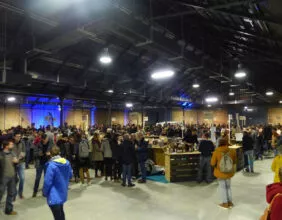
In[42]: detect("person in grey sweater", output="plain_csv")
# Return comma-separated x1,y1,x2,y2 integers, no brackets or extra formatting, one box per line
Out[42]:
0,140,18,215
12,132,26,199
102,133,113,181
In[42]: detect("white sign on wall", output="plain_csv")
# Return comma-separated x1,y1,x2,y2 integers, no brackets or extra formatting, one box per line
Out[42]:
144,117,148,122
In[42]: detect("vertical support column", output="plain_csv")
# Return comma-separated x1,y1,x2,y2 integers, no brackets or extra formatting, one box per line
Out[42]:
182,108,185,126
19,104,21,126
3,103,6,130
107,102,112,128
60,98,64,127
141,105,144,129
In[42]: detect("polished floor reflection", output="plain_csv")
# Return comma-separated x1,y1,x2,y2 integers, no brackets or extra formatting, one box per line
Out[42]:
1,159,272,220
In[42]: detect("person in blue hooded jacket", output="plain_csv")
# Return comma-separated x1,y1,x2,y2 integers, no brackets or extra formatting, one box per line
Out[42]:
43,146,72,220
136,132,148,183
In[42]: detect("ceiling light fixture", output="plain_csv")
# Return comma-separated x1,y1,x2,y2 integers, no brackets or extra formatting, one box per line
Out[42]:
99,48,112,64
234,71,246,78
7,97,16,102
125,103,133,108
107,89,114,93
207,104,212,107
266,91,274,96
151,70,174,80
123,92,127,95
229,91,235,96
234,64,247,79
192,83,200,88
205,97,218,103
279,101,282,104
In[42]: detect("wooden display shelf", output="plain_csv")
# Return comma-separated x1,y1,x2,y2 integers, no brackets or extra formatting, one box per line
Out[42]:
165,151,200,182
229,145,244,171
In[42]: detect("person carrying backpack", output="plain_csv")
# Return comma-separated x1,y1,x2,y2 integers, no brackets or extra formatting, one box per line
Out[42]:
78,134,91,186
211,138,237,209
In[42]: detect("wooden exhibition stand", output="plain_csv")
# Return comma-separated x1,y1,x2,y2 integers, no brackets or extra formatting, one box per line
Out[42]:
229,145,244,171
165,145,244,183
152,145,166,166
165,151,201,182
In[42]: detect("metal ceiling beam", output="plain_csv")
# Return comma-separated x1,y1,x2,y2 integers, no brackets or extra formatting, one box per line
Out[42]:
153,0,282,26
193,19,282,44
153,0,260,19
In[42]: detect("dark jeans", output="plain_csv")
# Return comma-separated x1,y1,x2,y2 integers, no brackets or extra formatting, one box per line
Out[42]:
139,161,146,181
33,164,45,193
104,158,113,178
50,204,65,220
15,163,25,197
197,156,212,182
0,176,16,214
26,148,30,168
113,160,122,180
132,161,139,178
122,164,132,185
95,161,104,177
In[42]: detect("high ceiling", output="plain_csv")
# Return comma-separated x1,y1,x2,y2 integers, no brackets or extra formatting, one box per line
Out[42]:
0,0,281,107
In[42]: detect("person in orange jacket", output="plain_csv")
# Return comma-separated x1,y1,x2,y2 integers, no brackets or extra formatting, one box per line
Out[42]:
271,146,282,183
211,138,237,209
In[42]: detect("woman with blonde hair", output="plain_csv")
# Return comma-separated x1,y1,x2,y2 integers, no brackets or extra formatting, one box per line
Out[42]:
91,133,104,178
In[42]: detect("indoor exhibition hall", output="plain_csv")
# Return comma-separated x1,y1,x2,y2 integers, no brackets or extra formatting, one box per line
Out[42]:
0,0,282,220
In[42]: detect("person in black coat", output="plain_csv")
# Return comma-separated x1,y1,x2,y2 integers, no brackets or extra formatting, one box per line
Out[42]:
136,133,148,184
33,134,52,197
242,131,255,172
254,129,264,160
111,134,122,182
121,134,135,187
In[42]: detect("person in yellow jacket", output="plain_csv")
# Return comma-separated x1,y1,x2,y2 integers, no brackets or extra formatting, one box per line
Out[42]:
211,138,237,209
271,146,282,183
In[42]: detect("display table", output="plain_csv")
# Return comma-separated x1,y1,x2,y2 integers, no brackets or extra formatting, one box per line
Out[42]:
165,151,200,182
229,145,244,171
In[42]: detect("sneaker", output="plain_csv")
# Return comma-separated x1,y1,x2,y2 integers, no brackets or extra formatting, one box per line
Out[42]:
228,202,234,207
5,211,17,215
32,192,37,198
19,195,25,199
218,203,229,209
138,179,146,184
128,184,135,187
121,183,126,187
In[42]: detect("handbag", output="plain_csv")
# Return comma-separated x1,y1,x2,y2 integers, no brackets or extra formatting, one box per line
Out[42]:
260,193,282,220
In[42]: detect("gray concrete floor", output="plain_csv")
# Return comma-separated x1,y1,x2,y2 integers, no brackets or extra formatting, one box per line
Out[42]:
1,158,273,220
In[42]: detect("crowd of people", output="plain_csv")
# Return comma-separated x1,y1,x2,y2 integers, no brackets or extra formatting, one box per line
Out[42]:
0,124,149,219
0,122,282,219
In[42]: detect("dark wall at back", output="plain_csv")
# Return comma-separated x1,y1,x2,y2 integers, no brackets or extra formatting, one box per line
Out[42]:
146,108,172,125
227,106,268,126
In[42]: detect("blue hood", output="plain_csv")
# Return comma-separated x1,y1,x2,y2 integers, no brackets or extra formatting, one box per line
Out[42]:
43,156,73,206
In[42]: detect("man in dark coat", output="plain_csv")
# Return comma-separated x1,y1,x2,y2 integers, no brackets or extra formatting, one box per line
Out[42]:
121,134,135,187
0,140,18,215
136,133,148,184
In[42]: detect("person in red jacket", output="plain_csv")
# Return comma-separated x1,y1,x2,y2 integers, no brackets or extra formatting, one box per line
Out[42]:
265,167,282,220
